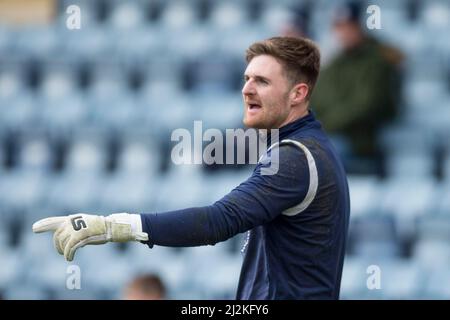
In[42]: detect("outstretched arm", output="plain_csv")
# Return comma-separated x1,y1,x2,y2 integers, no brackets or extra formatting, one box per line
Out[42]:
141,144,310,247
33,144,310,260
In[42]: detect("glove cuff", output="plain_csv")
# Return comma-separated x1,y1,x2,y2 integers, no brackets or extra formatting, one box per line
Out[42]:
106,213,149,242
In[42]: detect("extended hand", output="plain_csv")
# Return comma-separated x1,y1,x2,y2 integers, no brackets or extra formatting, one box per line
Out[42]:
32,213,148,261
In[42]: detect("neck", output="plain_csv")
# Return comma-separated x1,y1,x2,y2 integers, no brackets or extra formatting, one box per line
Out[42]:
278,105,309,128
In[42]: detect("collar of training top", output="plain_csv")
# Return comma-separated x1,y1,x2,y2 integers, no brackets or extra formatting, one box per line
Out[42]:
265,109,317,146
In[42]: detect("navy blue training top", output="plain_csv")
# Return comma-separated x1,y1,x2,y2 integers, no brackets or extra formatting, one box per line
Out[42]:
140,111,350,300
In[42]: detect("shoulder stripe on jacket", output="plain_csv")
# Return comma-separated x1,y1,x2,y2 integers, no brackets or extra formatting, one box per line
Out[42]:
264,139,318,216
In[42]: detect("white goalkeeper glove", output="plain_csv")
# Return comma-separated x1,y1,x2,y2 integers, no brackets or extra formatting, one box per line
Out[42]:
32,213,148,262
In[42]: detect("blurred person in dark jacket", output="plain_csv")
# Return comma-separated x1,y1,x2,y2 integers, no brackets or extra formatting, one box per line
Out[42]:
281,1,313,38
311,1,404,174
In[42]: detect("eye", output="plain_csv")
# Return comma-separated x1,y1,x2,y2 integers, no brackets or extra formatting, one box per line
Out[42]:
258,78,268,85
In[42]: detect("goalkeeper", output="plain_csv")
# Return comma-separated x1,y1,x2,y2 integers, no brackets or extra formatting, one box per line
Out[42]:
33,37,350,300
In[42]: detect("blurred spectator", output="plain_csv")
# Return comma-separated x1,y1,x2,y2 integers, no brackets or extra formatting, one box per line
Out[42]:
123,274,167,300
311,1,404,175
281,1,313,38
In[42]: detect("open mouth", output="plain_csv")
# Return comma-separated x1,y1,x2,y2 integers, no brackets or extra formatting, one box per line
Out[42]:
248,103,262,110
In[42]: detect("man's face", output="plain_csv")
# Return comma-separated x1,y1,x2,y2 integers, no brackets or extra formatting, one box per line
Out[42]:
242,55,292,129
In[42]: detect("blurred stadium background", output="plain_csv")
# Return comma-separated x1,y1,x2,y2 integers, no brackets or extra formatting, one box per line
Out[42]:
0,0,450,299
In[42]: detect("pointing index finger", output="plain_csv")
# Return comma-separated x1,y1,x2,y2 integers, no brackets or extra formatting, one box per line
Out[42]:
32,216,67,233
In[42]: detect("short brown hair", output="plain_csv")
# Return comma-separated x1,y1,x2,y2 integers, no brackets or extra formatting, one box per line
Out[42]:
246,36,321,100
128,274,166,298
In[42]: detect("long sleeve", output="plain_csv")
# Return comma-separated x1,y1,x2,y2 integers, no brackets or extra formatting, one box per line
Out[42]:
140,144,310,248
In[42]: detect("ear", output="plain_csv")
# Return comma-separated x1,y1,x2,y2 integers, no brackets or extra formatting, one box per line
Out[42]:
290,83,309,104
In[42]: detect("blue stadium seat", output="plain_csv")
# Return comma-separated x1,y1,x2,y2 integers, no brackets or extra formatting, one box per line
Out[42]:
209,2,246,33
88,93,140,132
200,169,253,204
217,24,273,57
178,242,241,299
182,54,239,93
23,249,73,292
366,258,424,300
347,175,382,218
4,283,48,300
0,238,22,289
381,126,435,179
0,65,25,100
0,63,36,130
21,229,58,264
349,214,400,259
39,63,78,100
38,93,89,134
341,256,425,300
13,27,59,58
421,1,450,32
378,177,437,240
159,0,197,31
385,151,435,178
16,131,53,173
88,63,129,102
108,1,146,31
46,172,105,212
166,25,217,59
126,242,180,274
340,256,370,299
260,3,295,35
113,25,167,59
65,131,109,174
138,89,193,130
143,56,184,91
404,77,448,111
379,177,437,217
414,215,450,272
383,259,424,299
117,135,161,175
98,173,157,214
0,171,48,213
153,165,205,211
0,93,37,131
60,27,113,60
423,267,450,299
190,92,243,129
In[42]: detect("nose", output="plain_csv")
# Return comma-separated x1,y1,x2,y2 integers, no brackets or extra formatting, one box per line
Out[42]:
242,79,256,96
